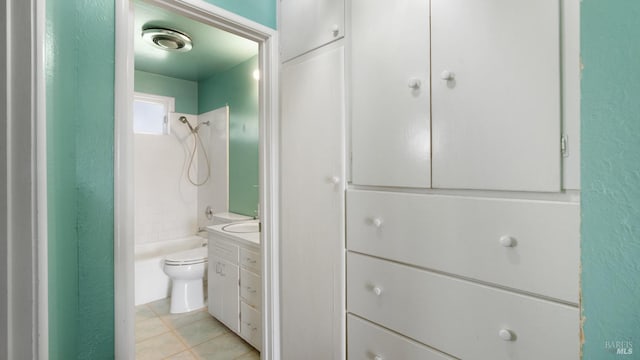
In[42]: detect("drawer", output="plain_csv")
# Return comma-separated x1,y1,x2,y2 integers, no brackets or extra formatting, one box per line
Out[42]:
210,239,239,264
240,269,261,308
347,190,580,303
347,252,580,360
240,301,262,351
240,247,261,273
348,315,454,360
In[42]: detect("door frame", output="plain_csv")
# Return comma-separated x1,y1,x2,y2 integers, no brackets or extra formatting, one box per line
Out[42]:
114,1,280,358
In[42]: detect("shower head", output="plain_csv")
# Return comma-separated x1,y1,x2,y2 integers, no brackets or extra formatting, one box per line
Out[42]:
179,116,195,132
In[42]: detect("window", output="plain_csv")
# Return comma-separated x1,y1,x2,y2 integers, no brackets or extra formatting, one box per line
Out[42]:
133,92,175,135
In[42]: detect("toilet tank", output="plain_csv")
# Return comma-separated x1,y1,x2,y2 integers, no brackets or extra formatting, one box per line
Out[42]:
211,212,252,225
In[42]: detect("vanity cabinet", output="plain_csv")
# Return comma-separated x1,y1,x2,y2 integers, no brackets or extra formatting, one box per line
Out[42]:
349,0,563,192
280,0,344,61
207,236,261,350
208,240,240,333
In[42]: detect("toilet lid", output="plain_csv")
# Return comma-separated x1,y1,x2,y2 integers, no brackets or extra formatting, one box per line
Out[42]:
164,247,208,265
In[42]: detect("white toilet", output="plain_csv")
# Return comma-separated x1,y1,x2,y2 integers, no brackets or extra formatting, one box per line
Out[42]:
163,212,252,314
163,246,208,314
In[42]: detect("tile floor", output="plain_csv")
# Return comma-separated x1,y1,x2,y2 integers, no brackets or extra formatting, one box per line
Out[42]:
136,298,260,360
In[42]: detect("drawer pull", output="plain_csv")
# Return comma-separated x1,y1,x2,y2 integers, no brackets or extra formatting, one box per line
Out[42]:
369,217,383,228
373,355,383,360
499,235,517,247
246,258,257,264
498,329,515,341
372,286,383,296
246,286,257,293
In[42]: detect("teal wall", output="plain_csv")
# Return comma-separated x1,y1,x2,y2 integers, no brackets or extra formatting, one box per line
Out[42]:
134,70,198,114
204,0,276,29
47,0,115,359
46,1,273,359
46,0,79,357
581,1,640,358
199,56,260,216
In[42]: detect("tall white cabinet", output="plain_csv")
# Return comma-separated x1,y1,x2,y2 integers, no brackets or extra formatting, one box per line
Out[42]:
279,0,579,358
280,45,346,359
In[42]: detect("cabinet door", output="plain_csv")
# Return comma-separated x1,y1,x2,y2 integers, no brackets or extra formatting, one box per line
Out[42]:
431,0,561,192
219,259,239,333
207,257,223,320
350,0,431,188
281,46,345,360
280,0,344,61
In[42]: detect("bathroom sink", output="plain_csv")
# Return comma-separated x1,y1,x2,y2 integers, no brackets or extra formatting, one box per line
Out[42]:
222,221,260,233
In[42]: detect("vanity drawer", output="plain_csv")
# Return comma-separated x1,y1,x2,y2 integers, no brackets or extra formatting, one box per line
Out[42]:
240,301,262,351
347,252,579,360
346,189,580,303
348,315,454,360
240,247,261,273
210,239,239,264
240,269,261,308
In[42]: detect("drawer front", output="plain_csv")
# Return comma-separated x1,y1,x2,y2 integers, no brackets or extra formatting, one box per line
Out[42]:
348,315,454,360
240,301,262,351
347,190,580,303
210,239,239,264
240,269,261,308
347,252,579,360
240,247,261,273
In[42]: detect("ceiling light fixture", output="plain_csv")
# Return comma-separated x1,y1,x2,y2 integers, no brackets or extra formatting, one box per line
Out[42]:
142,27,193,52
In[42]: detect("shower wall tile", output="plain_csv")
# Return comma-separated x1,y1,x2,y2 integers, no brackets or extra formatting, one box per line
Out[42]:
134,112,200,244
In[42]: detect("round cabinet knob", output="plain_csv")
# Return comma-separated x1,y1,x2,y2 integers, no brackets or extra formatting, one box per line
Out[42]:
372,286,383,296
498,329,515,341
332,24,340,37
374,356,384,360
371,218,383,227
499,235,516,247
407,78,422,89
440,70,455,81
328,176,340,185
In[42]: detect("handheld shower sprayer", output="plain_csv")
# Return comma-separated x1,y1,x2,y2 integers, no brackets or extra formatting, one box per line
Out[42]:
178,116,194,132
178,115,211,186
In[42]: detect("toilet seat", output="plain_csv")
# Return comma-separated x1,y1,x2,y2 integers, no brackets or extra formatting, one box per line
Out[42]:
164,247,208,266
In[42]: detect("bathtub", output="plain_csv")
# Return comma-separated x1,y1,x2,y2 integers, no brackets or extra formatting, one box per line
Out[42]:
135,235,207,306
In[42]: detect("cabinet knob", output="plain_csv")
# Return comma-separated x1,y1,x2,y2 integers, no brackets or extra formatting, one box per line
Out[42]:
407,78,422,89
499,235,516,247
370,217,383,227
440,70,455,81
374,356,384,360
498,329,515,341
327,176,340,185
332,24,340,37
372,286,383,296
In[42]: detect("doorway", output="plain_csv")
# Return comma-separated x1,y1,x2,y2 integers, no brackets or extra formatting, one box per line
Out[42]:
114,0,279,358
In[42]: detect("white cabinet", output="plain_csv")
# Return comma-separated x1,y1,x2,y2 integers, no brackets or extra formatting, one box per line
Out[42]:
280,0,344,61
350,0,431,188
207,236,261,349
349,0,563,192
431,0,561,191
208,255,240,333
281,45,345,360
